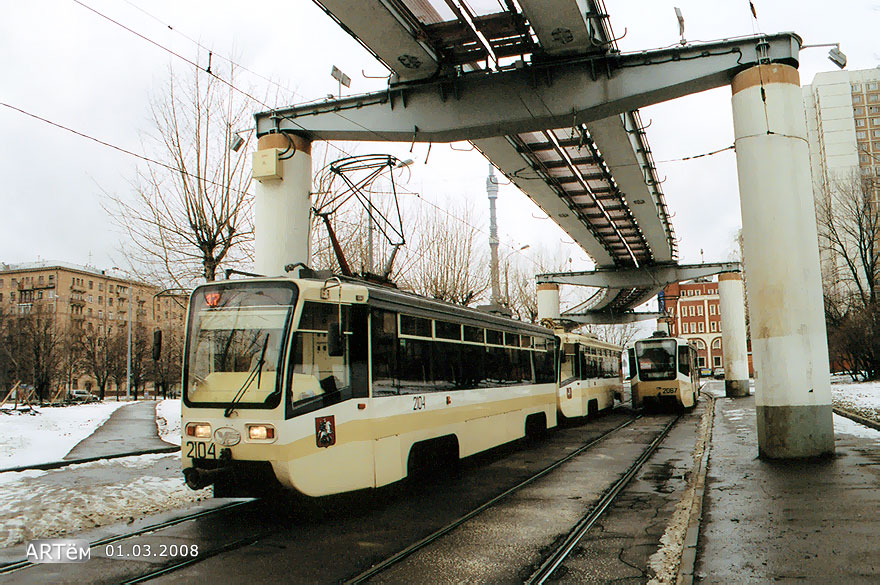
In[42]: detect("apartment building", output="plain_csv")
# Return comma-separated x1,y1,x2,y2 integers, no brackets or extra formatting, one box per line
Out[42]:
803,67,880,291
0,261,186,394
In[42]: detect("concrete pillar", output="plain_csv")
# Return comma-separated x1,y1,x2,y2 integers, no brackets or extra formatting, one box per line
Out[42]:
718,272,749,397
731,64,834,458
253,132,312,276
537,283,560,321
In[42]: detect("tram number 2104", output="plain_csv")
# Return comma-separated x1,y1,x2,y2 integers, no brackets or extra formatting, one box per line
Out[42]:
186,441,217,459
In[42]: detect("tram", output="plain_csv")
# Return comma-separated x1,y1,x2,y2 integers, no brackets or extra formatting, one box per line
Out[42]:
180,274,559,498
555,329,622,419
625,332,700,411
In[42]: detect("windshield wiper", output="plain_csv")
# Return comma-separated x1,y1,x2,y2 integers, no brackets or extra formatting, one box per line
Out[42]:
224,334,270,418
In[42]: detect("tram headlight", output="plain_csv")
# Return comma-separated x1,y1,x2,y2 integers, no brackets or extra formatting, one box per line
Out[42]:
185,422,212,439
247,424,275,440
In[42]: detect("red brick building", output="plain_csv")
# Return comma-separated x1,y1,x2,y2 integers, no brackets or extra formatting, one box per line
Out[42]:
659,279,753,375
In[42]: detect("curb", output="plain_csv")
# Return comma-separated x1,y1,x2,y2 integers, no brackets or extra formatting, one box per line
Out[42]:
676,395,716,585
0,445,180,474
832,407,880,432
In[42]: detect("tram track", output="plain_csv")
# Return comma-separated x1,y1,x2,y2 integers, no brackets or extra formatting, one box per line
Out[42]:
0,499,255,576
525,414,681,584
343,413,642,585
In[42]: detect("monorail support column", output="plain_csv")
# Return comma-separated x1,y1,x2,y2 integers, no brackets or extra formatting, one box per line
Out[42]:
731,64,834,458
537,283,560,321
718,272,749,398
253,132,313,276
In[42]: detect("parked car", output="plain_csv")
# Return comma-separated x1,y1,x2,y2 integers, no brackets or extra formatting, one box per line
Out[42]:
699,367,713,377
713,367,726,379
68,389,98,403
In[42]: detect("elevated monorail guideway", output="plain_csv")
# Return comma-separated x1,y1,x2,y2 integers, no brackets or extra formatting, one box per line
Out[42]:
252,0,834,460
255,0,799,316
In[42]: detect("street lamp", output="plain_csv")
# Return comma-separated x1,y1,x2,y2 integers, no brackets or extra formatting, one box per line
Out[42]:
113,267,133,401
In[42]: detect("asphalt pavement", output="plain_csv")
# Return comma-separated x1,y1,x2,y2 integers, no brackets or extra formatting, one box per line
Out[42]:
64,400,175,460
693,386,880,583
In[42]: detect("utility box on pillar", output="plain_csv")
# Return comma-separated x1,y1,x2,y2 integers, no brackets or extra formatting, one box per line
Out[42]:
253,149,284,182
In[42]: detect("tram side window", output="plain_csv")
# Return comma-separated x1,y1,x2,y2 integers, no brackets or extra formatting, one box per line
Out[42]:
628,348,637,379
678,345,691,376
371,309,398,396
398,337,433,393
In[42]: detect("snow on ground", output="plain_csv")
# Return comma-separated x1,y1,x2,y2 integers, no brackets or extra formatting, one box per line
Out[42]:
155,399,181,445
0,402,127,469
833,413,880,440
0,453,211,548
830,379,880,422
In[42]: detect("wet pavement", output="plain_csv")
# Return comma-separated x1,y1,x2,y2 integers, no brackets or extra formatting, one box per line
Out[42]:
694,387,880,583
64,400,174,459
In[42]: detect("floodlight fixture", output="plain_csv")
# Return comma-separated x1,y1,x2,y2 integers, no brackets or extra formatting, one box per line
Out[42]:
828,46,847,69
801,42,847,70
230,134,245,152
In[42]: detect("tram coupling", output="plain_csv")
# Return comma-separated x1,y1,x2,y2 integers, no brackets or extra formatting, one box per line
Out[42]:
183,465,231,490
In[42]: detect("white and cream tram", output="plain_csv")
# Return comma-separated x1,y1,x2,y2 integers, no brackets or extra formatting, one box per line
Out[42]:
625,332,700,411
181,275,559,498
555,330,622,419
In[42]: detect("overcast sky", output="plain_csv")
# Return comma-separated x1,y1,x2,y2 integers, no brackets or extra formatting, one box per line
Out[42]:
1,0,877,279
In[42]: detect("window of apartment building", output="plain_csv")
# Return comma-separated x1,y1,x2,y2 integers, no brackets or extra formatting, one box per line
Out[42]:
710,321,717,332
98,283,104,291
709,304,716,315
698,322,705,333
88,308,92,316
871,106,880,115
38,275,43,284
870,94,880,103
855,106,866,116
108,297,113,306
853,83,862,91
854,94,864,104
98,310,103,319
858,130,868,139
857,118,867,127
10,291,15,301
861,154,871,164
873,142,880,151
98,296,102,304
870,83,880,91
872,118,880,126
0,293,3,302
88,295,93,302
859,142,870,151
697,305,704,316
37,291,43,300
89,280,93,289
0,278,4,287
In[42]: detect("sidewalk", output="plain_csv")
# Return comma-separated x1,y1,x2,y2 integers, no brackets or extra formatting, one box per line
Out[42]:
694,394,880,582
64,400,176,460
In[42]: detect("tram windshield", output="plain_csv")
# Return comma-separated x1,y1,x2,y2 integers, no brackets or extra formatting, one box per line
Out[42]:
184,283,296,407
634,339,678,381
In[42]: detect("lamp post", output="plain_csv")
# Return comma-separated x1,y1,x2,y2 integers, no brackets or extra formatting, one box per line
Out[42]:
113,267,133,401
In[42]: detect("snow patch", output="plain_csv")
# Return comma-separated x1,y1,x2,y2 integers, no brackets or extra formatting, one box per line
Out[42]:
155,399,181,446
0,402,127,469
0,453,209,547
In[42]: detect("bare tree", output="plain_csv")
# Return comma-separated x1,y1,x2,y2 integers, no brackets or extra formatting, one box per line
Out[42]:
77,319,123,400
107,60,255,287
402,204,489,306
585,323,641,348
816,170,880,379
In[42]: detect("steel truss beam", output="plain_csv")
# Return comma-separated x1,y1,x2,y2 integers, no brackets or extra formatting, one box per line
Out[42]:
255,33,800,140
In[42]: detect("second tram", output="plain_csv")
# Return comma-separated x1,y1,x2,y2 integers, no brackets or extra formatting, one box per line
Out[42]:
555,329,622,419
626,333,700,410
